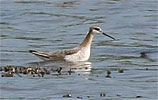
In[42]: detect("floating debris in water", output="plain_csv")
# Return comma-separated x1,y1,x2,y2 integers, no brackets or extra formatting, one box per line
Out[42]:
76,96,82,99
63,94,72,98
140,52,147,58
1,71,14,77
136,96,142,98
107,70,111,75
118,68,124,73
87,96,90,98
145,68,149,70
116,94,121,97
68,68,75,75
0,67,2,71
100,93,106,97
43,68,50,75
96,75,99,77
106,70,111,78
57,67,62,75
0,65,77,77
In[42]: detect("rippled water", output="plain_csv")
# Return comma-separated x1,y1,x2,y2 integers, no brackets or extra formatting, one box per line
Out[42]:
0,0,158,100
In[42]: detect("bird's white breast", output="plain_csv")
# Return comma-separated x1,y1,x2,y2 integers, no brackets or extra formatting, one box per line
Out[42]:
64,47,90,62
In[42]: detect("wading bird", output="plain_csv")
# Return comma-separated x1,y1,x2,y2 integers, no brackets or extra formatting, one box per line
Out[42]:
29,25,115,62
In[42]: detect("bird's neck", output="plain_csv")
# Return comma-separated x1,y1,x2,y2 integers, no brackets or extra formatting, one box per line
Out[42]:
80,32,94,48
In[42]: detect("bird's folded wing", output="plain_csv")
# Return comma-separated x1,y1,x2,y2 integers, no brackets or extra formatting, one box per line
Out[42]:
49,47,80,58
29,47,80,60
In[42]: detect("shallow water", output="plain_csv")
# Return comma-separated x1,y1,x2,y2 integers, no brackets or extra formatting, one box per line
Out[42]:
0,0,158,100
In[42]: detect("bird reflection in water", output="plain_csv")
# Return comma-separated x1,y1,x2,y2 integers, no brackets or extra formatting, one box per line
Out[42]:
27,60,92,74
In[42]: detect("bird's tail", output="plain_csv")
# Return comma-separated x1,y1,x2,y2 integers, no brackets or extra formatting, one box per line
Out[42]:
29,50,50,59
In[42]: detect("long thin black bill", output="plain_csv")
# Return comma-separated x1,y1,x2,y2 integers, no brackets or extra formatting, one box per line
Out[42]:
102,32,115,40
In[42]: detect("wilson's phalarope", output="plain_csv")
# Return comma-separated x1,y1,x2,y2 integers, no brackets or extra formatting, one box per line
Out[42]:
29,25,115,62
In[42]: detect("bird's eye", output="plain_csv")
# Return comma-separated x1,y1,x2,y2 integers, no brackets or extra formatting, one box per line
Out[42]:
94,28,100,31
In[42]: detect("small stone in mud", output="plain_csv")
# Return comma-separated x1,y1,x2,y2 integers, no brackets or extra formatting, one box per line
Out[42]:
63,94,72,98
118,68,124,73
100,93,106,97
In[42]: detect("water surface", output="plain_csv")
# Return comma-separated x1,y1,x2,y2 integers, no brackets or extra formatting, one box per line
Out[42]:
0,0,158,100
